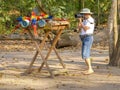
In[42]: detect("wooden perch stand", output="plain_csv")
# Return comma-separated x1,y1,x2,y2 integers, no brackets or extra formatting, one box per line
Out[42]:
25,20,69,78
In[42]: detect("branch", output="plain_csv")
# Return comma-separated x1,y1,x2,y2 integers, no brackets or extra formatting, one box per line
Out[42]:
35,0,47,14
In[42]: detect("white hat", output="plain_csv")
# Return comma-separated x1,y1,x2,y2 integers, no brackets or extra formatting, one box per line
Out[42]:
80,8,93,14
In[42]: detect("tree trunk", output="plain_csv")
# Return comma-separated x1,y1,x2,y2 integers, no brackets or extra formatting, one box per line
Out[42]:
109,0,120,67
113,0,118,48
110,28,120,66
97,0,100,26
107,0,114,58
118,0,120,22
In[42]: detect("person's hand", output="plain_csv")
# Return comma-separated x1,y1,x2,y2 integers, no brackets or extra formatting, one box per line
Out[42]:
78,18,82,23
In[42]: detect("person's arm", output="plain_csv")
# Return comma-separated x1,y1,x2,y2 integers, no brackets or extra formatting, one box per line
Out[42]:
80,23,90,31
76,18,82,32
78,18,90,32
77,18,82,28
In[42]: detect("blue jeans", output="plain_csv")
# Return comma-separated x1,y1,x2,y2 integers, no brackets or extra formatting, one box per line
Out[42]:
80,35,93,59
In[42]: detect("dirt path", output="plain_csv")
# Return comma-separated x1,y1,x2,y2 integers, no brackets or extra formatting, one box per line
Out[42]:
0,45,120,90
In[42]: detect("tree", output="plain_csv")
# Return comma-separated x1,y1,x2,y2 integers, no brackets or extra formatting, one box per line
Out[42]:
0,0,112,34
0,0,37,34
109,0,120,67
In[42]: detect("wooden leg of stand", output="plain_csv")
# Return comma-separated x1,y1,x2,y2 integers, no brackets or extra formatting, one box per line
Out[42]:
53,47,66,69
26,30,50,73
38,29,63,72
39,30,50,49
27,29,54,78
26,51,39,73
47,33,66,69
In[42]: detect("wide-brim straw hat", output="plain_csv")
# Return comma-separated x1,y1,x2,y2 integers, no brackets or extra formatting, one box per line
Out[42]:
80,8,93,14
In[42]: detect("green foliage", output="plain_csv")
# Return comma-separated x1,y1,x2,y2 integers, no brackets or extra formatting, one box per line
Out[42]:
0,0,36,34
0,0,112,34
80,0,112,24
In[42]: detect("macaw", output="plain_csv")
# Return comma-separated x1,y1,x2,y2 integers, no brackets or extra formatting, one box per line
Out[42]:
31,11,38,37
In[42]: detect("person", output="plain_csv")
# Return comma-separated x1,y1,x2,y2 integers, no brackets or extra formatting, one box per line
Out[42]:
77,8,95,75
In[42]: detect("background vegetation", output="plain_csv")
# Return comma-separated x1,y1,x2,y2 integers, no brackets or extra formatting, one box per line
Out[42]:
0,0,111,34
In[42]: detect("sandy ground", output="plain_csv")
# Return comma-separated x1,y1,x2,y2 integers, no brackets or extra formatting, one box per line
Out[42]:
0,40,120,90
